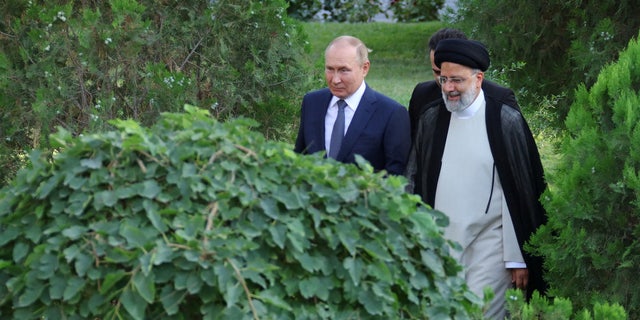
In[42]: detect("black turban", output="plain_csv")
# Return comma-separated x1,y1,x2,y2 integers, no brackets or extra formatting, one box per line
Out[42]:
434,39,490,71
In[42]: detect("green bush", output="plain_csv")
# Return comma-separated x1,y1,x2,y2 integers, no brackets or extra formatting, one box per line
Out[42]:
286,0,443,22
448,0,640,120
505,289,627,320
0,0,311,186
529,33,640,318
0,106,481,319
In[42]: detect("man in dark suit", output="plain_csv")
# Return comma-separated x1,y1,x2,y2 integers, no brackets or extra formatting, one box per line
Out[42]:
294,35,410,175
408,28,519,140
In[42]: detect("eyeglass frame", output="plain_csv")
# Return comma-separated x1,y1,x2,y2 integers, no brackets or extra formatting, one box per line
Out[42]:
438,71,481,86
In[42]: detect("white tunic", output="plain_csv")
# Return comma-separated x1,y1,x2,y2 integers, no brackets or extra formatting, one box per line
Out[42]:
435,91,524,320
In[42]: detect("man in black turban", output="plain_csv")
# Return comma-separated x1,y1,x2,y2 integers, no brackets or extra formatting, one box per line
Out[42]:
407,28,519,141
406,38,547,319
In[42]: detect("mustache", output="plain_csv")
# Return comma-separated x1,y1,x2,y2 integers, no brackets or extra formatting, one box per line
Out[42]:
446,91,461,98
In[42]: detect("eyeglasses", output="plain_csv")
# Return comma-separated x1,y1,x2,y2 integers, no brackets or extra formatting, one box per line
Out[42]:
438,76,467,85
438,72,479,85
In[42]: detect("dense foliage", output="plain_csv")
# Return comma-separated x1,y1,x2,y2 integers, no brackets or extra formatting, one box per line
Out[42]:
529,33,640,318
286,0,443,22
0,107,482,319
505,289,627,320
0,0,312,186
447,0,640,120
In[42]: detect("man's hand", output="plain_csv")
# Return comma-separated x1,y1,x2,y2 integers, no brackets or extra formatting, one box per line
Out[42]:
510,268,528,290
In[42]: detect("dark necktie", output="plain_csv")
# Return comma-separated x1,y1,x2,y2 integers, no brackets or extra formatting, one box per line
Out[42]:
329,99,347,159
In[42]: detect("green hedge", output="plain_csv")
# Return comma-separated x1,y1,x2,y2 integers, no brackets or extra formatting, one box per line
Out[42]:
0,106,481,319
529,32,640,318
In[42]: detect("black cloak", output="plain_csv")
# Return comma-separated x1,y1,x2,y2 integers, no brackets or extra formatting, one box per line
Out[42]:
406,95,548,300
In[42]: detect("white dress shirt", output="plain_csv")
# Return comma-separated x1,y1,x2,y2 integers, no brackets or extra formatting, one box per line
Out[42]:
325,81,367,155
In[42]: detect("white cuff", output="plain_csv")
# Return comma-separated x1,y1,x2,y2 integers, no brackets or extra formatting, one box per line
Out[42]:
505,261,527,269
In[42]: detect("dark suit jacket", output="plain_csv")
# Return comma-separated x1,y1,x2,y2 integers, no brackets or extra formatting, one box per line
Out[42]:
408,79,519,140
294,86,411,175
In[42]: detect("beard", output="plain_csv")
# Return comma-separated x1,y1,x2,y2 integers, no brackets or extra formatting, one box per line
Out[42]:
442,85,479,113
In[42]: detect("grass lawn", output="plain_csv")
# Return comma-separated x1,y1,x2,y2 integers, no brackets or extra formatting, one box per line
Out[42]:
301,22,443,106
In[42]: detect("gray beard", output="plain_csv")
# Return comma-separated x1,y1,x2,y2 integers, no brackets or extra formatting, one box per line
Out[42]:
443,86,478,113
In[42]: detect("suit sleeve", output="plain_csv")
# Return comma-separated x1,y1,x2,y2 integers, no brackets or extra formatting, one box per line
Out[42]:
383,106,411,175
294,97,307,154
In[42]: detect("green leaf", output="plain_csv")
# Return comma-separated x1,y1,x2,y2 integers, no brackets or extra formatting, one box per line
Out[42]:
120,223,149,248
140,180,161,198
358,287,384,315
74,253,93,277
160,285,185,315
299,277,329,300
63,277,86,301
12,242,30,263
49,276,66,300
343,257,364,286
337,221,359,255
121,287,147,320
17,285,44,307
80,156,103,169
133,272,156,304
0,227,20,246
255,288,293,312
93,190,118,208
268,224,286,249
144,199,167,232
273,186,304,209
421,250,445,277
36,253,59,280
100,271,126,294
362,240,393,262
259,198,280,220
186,272,203,294
62,225,88,240
36,174,62,199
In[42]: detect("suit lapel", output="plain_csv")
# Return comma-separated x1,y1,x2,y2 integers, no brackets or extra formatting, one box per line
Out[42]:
337,86,377,159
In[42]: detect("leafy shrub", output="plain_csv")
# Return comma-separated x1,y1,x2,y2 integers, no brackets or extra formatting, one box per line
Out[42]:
0,0,311,186
447,0,640,120
505,289,627,320
0,106,481,319
286,0,443,22
529,32,640,318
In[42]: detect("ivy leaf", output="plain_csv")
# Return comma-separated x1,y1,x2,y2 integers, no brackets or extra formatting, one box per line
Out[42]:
343,257,364,286
62,226,88,240
121,287,147,320
100,271,126,294
0,227,19,246
259,198,279,220
120,223,149,248
255,288,293,312
80,156,103,169
337,221,359,255
160,285,185,315
358,288,384,315
299,277,329,300
133,272,156,304
63,277,86,301
94,190,118,208
186,272,203,294
17,285,44,307
421,250,445,277
49,276,66,300
144,199,167,232
140,180,161,199
268,224,286,249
